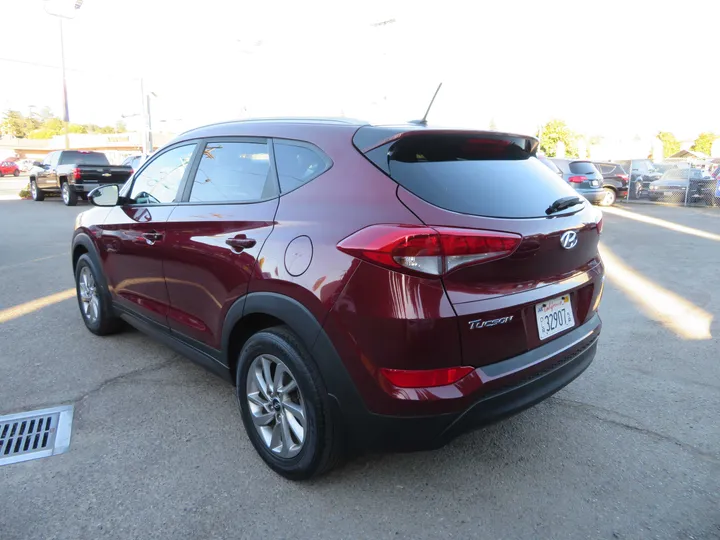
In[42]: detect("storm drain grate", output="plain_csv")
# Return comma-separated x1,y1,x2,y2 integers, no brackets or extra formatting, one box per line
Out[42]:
0,405,73,466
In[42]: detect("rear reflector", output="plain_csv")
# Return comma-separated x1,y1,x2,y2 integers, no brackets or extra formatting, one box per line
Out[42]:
337,225,522,277
380,366,474,388
568,175,587,184
618,174,629,183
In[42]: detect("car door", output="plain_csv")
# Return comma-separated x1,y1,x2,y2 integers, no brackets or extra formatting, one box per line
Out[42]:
38,151,58,189
162,138,279,350
97,142,199,327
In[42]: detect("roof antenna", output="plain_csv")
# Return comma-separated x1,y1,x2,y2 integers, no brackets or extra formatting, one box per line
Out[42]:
409,83,443,126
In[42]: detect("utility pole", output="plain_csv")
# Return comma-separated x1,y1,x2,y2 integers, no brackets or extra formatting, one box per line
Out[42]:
44,0,84,149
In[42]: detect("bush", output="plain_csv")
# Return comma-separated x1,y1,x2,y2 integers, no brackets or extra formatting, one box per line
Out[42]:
18,183,31,199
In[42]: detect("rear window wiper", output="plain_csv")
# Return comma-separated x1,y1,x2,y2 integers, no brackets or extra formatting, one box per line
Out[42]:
546,196,582,215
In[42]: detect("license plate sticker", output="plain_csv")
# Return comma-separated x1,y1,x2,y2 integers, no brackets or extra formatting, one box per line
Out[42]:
535,295,575,340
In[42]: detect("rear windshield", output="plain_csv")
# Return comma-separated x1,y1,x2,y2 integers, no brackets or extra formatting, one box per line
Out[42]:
59,151,110,166
361,133,581,218
569,161,599,175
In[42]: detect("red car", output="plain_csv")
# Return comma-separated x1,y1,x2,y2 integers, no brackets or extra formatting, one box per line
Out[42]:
0,160,20,177
72,119,604,479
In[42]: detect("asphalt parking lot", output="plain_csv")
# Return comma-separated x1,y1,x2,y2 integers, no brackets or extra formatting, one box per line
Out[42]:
0,193,718,540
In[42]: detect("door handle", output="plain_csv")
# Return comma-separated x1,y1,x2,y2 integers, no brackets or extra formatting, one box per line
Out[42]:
142,231,164,245
226,236,256,251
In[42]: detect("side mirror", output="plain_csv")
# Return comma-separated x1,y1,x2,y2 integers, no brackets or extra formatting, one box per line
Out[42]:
88,184,119,207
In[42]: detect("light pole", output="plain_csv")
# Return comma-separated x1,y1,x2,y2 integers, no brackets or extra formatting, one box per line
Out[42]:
43,0,84,149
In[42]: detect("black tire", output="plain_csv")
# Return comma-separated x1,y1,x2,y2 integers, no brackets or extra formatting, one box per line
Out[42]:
30,179,45,201
0,171,4,177
236,326,342,480
61,181,78,206
13,169,19,177
74,253,123,335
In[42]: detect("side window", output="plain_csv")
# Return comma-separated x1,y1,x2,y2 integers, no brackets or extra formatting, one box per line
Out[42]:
130,144,196,204
598,164,613,174
274,141,331,193
189,141,275,203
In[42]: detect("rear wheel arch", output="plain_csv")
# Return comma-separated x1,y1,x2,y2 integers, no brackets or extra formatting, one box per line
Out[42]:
222,293,323,380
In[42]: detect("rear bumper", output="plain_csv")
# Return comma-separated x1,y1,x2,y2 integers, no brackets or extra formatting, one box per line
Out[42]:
70,182,123,192
578,189,606,204
347,313,601,451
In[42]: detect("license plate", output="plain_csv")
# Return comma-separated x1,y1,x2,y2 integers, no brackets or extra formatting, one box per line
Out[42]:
664,191,673,196
591,180,598,186
535,295,575,340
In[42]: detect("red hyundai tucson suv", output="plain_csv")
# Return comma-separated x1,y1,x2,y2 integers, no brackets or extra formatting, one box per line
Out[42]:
71,118,604,479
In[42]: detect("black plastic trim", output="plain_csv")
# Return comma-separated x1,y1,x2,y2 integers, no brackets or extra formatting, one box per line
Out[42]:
117,305,233,383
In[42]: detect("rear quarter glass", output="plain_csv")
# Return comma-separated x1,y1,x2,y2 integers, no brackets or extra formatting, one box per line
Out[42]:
357,132,581,219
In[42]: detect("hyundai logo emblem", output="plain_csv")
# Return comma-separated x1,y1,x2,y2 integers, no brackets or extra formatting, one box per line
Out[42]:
560,230,578,249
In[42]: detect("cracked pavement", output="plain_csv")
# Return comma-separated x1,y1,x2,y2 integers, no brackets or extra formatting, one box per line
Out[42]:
0,199,718,540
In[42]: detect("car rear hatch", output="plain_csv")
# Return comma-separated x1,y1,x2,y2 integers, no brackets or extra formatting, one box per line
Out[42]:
353,128,603,368
568,160,603,191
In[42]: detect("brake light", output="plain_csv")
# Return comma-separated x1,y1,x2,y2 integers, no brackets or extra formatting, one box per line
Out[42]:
568,175,587,183
72,167,82,180
380,366,474,388
618,174,629,183
337,225,522,277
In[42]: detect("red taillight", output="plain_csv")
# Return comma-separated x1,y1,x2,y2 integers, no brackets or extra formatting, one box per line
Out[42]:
380,366,474,388
72,167,82,180
618,174,629,183
568,175,587,184
337,225,522,277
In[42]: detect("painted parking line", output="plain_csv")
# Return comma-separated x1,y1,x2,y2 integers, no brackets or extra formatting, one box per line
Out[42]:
0,288,76,324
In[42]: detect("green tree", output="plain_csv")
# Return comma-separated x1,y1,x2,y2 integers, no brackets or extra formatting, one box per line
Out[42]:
691,132,717,155
656,131,680,157
115,120,127,133
537,119,577,157
1,110,28,138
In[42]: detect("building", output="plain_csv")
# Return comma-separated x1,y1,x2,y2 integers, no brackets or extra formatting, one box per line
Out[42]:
0,131,176,164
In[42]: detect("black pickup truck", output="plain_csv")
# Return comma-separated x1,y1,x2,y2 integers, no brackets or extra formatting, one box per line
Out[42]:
29,150,133,206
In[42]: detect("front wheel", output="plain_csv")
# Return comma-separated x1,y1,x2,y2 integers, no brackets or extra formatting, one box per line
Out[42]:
30,180,45,201
61,182,78,206
13,169,19,177
599,187,617,207
74,254,123,335
236,326,342,480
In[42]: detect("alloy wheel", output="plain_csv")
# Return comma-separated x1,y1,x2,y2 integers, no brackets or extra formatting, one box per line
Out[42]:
78,266,100,324
246,354,306,458
602,188,615,206
31,182,37,199
62,183,69,204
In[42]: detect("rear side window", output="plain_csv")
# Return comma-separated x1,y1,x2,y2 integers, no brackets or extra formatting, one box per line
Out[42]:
362,133,580,219
189,141,276,203
569,161,599,175
597,164,614,174
273,141,331,193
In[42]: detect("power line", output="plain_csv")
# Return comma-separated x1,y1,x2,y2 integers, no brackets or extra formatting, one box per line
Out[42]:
0,56,84,72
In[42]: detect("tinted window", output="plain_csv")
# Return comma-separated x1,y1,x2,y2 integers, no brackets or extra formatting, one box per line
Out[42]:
664,169,687,180
59,151,109,166
569,161,599,175
274,141,330,192
130,144,196,204
596,164,614,174
189,141,275,203
382,135,580,218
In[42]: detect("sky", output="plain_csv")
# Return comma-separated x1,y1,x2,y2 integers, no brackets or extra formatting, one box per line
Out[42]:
1,0,718,140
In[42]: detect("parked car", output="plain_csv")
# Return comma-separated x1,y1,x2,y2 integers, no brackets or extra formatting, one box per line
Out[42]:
72,118,604,479
615,159,660,199
120,154,149,171
0,160,20,177
550,159,606,204
29,150,134,206
648,168,717,205
592,161,630,206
